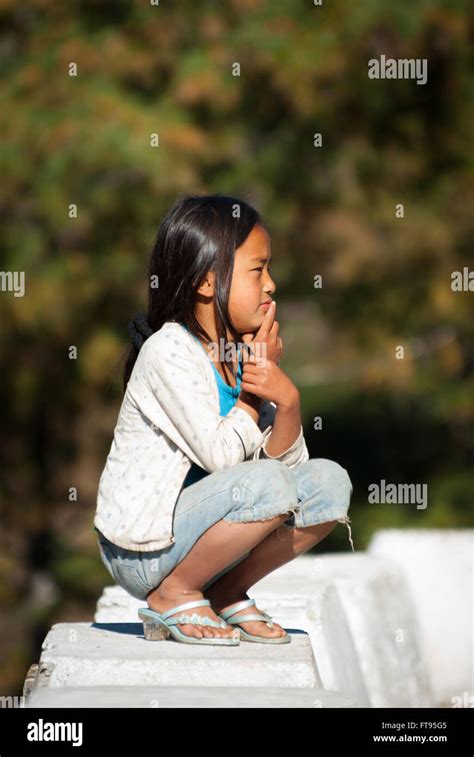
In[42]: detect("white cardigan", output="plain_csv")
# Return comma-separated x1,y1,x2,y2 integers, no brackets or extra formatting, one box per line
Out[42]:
94,321,309,551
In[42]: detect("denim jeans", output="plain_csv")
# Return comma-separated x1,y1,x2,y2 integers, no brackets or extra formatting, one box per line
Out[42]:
95,457,354,602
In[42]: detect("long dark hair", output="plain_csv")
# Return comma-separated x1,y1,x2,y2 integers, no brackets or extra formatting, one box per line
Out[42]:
123,193,268,393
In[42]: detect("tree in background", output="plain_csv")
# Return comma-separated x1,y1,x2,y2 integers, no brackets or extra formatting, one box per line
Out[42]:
0,0,472,694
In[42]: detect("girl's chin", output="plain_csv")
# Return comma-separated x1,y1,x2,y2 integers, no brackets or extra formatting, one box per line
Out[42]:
239,325,260,338
236,315,264,337
239,324,259,336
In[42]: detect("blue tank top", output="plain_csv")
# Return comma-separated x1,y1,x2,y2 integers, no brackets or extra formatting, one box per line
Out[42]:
180,325,243,489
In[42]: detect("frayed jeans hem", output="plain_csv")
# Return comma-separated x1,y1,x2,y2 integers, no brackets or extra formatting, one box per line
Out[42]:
223,505,299,525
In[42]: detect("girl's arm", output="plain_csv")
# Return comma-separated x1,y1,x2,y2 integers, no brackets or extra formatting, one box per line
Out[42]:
236,369,306,463
241,361,309,468
261,393,302,458
235,387,263,424
239,305,307,465
137,336,267,472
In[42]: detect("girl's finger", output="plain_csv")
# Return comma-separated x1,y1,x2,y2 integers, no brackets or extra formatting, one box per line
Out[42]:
241,369,266,386
241,362,261,376
240,381,264,396
254,301,276,340
240,372,259,385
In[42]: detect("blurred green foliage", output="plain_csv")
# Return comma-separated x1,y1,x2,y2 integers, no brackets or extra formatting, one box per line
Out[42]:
0,0,472,694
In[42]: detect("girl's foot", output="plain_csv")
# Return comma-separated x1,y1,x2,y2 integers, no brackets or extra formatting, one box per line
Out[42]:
148,588,240,640
205,590,287,639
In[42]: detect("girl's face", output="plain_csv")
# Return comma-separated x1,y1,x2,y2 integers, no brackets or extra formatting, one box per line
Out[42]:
228,224,276,335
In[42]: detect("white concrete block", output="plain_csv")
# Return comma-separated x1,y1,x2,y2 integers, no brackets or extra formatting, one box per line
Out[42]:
25,685,357,708
95,578,369,707
95,585,142,623
248,553,433,707
37,621,320,690
239,585,370,708
94,552,433,706
368,528,474,707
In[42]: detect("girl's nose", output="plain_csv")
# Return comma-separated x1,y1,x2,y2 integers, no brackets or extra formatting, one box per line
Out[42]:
264,278,276,294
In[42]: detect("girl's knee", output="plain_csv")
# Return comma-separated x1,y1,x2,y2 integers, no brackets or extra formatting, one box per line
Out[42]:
307,457,353,512
255,458,297,499
306,458,355,552
224,459,298,524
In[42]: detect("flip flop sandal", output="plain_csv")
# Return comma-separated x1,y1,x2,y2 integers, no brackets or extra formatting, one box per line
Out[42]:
138,599,240,645
218,598,291,644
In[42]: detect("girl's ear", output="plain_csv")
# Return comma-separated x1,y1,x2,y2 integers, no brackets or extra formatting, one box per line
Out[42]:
196,270,216,297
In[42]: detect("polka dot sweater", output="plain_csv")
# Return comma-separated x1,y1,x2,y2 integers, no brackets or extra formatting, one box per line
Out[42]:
93,321,308,551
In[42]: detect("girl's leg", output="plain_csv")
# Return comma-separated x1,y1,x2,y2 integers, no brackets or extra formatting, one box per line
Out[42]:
204,519,339,614
204,458,353,631
143,457,300,640
146,512,291,640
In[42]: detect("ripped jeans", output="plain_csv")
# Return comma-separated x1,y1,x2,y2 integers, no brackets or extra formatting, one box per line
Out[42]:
95,457,354,602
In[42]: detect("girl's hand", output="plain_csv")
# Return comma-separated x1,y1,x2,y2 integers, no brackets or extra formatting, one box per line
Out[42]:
240,301,283,366
240,356,299,410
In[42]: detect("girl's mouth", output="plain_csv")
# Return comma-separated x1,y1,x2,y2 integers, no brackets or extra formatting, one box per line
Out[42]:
259,302,272,310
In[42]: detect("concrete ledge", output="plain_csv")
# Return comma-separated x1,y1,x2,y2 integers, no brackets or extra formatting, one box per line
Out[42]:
95,575,369,707
37,622,321,690
25,685,357,708
95,552,433,707
27,544,450,708
368,528,474,707
313,554,433,708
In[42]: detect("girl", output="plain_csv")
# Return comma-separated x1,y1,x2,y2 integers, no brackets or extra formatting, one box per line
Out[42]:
94,193,354,646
